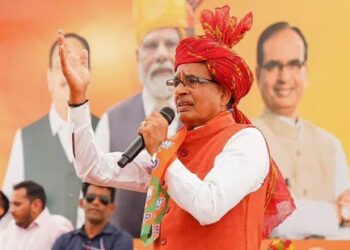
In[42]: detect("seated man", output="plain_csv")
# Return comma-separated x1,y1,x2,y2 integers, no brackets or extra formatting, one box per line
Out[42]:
253,22,350,238
52,182,133,250
2,181,73,250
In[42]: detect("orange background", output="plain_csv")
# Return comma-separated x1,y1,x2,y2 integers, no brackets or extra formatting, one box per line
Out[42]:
1,0,350,185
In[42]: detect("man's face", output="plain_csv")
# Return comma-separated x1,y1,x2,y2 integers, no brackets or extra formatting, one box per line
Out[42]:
174,63,230,129
81,185,115,225
10,188,34,228
256,28,307,117
48,38,87,117
137,28,180,101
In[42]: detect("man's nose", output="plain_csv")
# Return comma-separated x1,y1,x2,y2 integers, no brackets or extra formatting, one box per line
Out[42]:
277,66,292,83
9,205,15,213
155,43,169,63
91,198,101,206
175,82,189,96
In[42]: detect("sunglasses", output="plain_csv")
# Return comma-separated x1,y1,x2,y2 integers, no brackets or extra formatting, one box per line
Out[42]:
85,193,111,206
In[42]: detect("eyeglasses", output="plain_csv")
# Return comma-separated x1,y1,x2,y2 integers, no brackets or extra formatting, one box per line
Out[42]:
85,194,111,206
262,59,305,74
141,38,179,54
166,75,216,91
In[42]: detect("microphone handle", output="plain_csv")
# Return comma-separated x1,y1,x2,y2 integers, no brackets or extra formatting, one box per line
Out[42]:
117,107,174,168
118,135,145,168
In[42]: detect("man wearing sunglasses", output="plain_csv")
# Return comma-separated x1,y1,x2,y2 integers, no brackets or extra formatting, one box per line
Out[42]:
253,22,350,239
52,183,132,250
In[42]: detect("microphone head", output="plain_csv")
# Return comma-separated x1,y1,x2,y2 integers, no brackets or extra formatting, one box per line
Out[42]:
159,107,175,125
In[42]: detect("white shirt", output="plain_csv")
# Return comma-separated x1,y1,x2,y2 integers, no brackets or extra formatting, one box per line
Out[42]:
95,91,179,153
1,208,73,250
269,113,350,239
69,102,269,225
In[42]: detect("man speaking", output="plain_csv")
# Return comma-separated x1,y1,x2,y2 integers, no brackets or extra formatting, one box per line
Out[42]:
58,5,294,249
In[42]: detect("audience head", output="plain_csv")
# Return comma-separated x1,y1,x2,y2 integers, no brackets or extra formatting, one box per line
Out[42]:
10,180,46,228
81,183,116,225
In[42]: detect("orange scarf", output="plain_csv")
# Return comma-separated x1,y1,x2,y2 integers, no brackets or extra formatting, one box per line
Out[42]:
140,128,187,245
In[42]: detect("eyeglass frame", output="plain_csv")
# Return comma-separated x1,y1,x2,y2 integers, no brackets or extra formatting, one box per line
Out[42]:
166,75,217,90
85,193,111,206
261,59,306,74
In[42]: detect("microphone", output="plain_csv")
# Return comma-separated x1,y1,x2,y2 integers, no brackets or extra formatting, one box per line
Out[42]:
117,107,175,168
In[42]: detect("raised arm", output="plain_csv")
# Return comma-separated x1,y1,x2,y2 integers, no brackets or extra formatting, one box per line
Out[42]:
57,30,90,105
57,30,151,192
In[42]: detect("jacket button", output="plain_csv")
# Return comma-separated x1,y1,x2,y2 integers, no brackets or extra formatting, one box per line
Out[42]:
160,238,167,245
180,148,188,157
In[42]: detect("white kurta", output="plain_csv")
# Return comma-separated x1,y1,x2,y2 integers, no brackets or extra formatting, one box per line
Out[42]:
69,102,269,225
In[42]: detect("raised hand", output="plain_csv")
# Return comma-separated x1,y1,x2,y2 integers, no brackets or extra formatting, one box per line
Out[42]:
57,30,90,104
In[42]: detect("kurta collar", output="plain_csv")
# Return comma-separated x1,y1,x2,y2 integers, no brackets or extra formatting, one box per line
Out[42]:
260,108,301,138
26,208,50,229
49,105,68,136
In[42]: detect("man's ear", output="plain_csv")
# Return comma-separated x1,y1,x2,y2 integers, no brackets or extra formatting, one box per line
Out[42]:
31,199,44,213
220,86,232,108
79,198,84,209
109,202,116,215
303,62,308,86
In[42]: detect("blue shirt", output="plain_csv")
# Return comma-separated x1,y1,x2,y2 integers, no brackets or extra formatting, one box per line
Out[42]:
52,223,133,250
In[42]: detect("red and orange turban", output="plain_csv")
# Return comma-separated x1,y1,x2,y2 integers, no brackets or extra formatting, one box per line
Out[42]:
175,5,253,124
